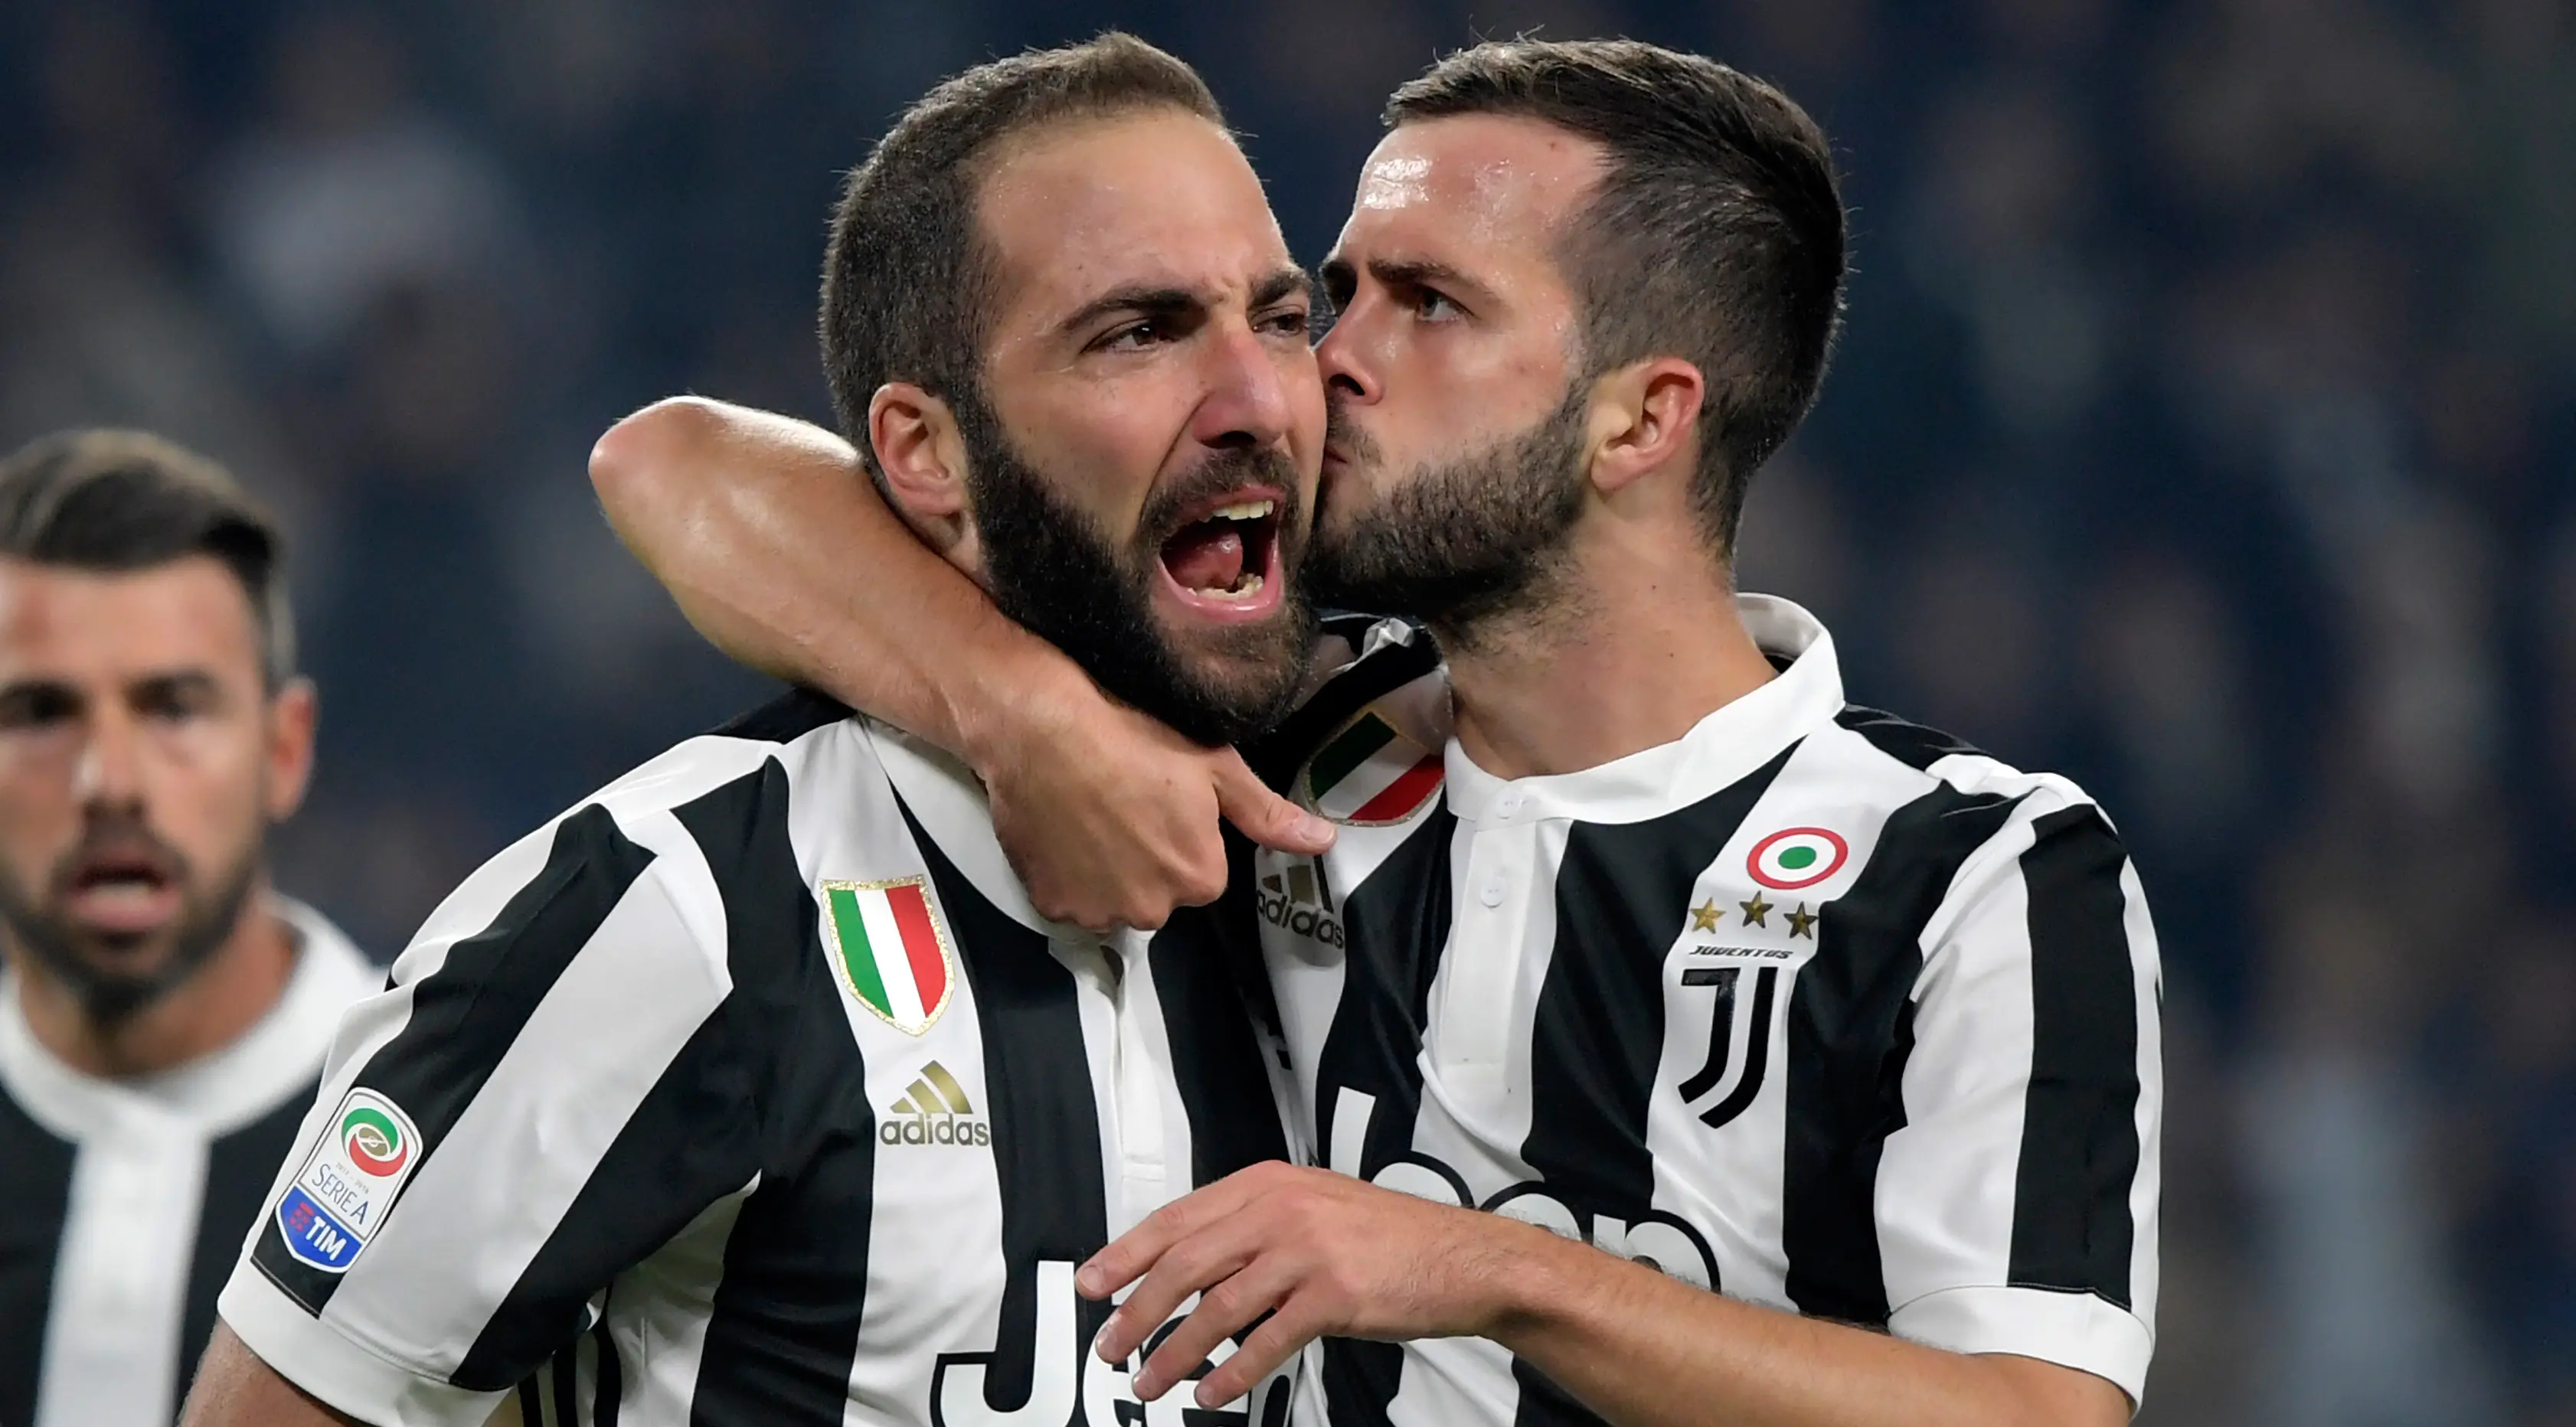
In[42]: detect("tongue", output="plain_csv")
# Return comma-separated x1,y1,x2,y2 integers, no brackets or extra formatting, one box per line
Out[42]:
1162,524,1246,593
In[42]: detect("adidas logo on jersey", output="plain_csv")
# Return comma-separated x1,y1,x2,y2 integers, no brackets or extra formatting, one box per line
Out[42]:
1257,862,1344,948
880,1061,990,1147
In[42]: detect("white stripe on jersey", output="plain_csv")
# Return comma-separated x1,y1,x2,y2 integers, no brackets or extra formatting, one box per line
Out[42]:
1872,792,2046,1324
35,1105,208,1427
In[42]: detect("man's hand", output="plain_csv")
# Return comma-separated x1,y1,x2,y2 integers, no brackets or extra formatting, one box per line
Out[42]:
1077,1162,1532,1406
966,666,1332,930
1078,1164,2135,1427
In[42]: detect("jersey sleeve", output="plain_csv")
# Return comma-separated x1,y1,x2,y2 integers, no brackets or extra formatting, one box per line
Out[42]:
1873,792,2162,1408
217,801,761,1427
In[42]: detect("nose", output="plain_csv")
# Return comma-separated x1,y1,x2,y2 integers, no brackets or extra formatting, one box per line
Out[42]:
1314,311,1378,407
74,704,142,811
1189,320,1296,452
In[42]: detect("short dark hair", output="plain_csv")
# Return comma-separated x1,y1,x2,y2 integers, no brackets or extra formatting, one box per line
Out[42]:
822,34,1225,484
1386,39,1846,555
0,430,296,687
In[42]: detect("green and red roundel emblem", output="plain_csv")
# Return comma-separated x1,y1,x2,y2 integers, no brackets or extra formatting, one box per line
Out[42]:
341,1102,410,1177
1747,828,1848,890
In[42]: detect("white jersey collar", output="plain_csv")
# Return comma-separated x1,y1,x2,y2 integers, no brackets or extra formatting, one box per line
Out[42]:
0,895,377,1139
1441,593,1845,828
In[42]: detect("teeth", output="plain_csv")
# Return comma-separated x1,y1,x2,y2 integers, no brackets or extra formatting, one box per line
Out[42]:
79,883,163,907
1195,573,1265,601
1208,499,1275,522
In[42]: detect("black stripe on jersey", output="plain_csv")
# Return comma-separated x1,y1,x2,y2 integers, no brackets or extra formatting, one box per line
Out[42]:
1244,626,1443,792
590,1313,623,1425
1509,749,1789,1427
678,759,878,1425
1782,782,2025,1327
711,687,854,744
0,1092,74,1427
1314,809,1456,1183
456,764,793,1393
178,1086,317,1409
1309,808,1454,1427
1832,706,1983,773
920,802,1114,1422
252,803,657,1315
2007,805,2141,1308
1152,899,1293,1188
552,1339,580,1426
1522,745,1793,1216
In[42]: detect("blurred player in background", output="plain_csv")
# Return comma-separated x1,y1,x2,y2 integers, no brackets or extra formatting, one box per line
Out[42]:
594,36,2157,1427
0,430,375,1427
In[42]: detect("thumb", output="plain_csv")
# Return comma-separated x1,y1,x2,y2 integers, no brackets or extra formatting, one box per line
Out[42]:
1213,750,1336,855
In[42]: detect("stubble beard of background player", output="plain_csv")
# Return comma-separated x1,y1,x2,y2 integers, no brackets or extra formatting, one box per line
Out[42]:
0,810,263,1027
1304,383,1595,654
956,392,1319,749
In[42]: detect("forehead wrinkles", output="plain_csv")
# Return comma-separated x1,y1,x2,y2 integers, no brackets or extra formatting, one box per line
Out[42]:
978,117,1285,340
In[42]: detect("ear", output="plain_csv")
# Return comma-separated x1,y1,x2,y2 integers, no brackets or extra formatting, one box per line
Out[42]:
261,677,319,824
1583,357,1707,498
868,381,979,558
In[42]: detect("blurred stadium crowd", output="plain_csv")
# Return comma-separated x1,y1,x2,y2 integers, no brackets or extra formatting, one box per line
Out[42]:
1,0,2569,1421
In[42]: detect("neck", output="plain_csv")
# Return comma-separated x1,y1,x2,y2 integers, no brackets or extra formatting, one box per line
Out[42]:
12,883,299,1080
1440,511,1775,781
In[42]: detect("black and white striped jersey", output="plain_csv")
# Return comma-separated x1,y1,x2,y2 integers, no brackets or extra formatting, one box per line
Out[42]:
217,694,1303,1427
0,898,376,1427
1243,596,2163,1422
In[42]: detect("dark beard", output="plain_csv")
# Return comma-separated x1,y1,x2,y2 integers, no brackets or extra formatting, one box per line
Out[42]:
0,815,260,1027
958,397,1317,748
1306,385,1592,643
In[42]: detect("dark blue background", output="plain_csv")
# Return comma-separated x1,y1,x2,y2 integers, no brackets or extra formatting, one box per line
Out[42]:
2,1,2569,1418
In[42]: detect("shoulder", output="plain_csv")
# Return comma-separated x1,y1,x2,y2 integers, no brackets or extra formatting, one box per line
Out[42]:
393,690,889,990
1806,702,2114,835
1783,704,2134,925
1793,707,2145,984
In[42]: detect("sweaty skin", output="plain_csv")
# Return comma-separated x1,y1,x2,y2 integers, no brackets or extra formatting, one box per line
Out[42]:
585,109,2135,1427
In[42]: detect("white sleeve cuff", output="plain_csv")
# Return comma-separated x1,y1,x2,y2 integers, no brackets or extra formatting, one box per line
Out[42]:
1888,1283,2154,1409
217,1259,508,1427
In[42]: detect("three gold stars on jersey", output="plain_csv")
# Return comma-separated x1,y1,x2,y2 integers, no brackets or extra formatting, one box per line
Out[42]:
1689,893,1818,939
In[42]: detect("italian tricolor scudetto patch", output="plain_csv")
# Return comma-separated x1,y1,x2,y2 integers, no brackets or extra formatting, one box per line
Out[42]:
820,877,956,1035
1302,710,1444,826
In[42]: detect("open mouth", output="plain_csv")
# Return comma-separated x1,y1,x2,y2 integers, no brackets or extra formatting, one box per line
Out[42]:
1156,488,1286,617
61,848,181,936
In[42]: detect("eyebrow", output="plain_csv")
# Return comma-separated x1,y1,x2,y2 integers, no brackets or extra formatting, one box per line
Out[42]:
1055,266,1316,340
132,669,223,699
1319,253,1491,304
1249,266,1314,311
